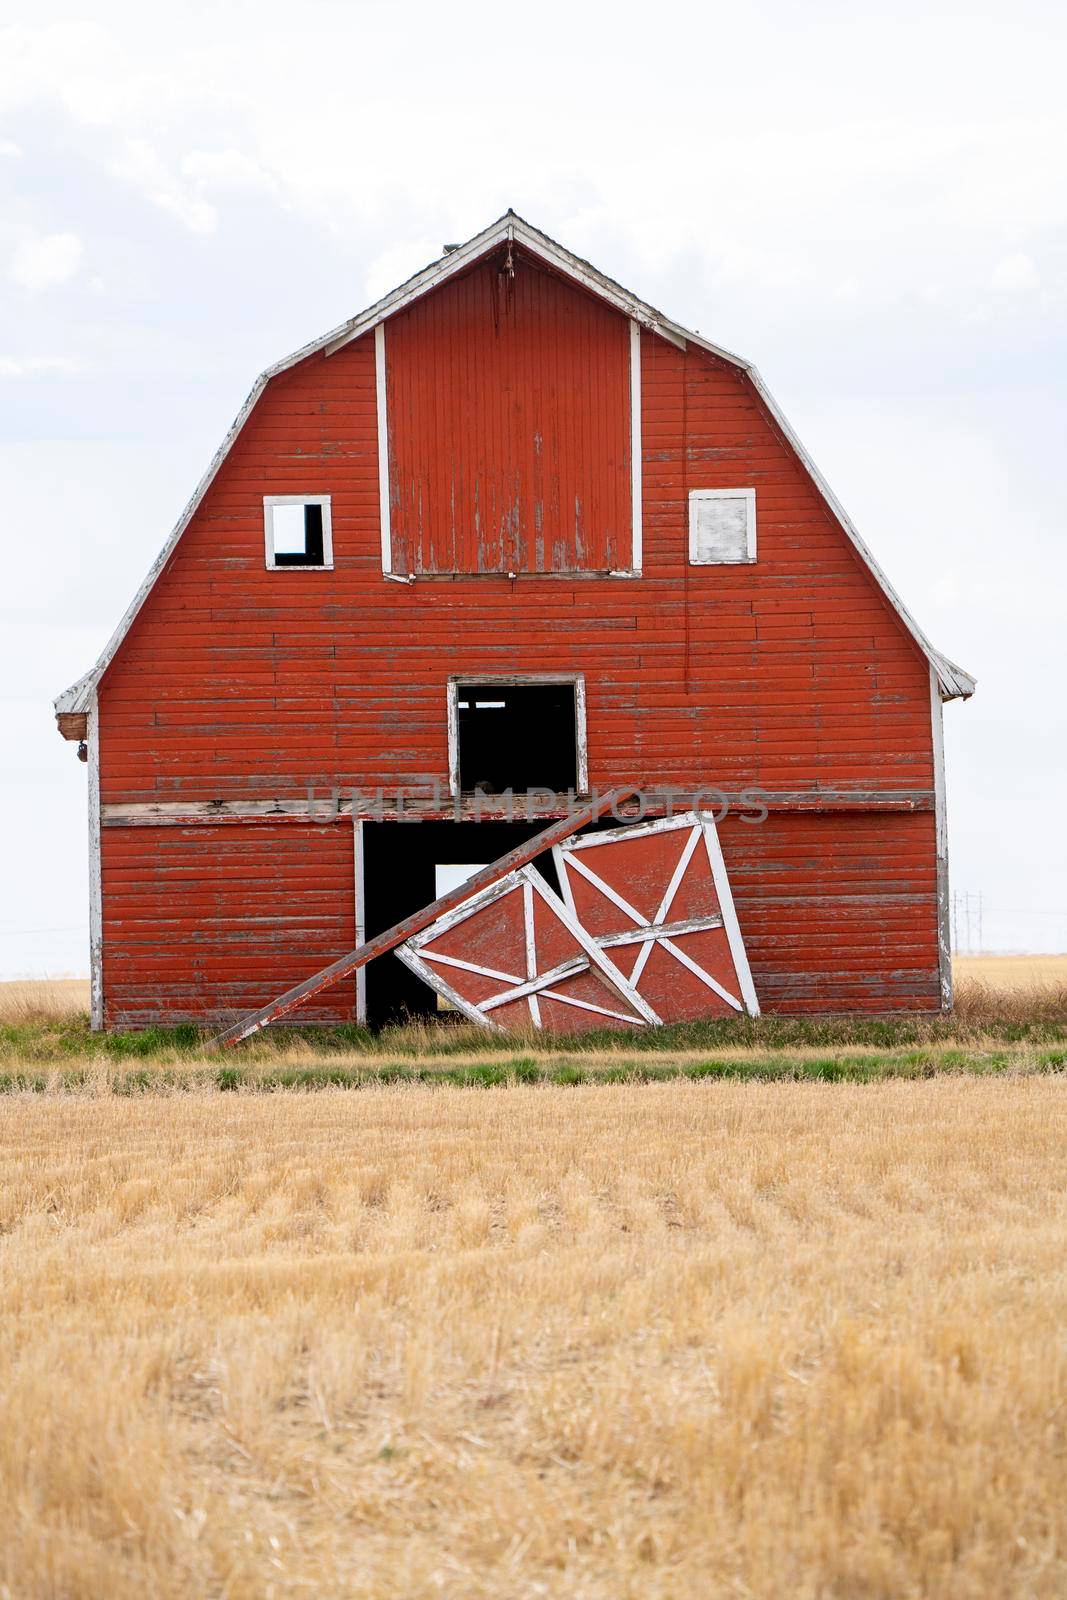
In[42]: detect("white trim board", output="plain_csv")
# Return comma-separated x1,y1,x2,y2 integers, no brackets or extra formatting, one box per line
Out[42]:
353,817,367,1024
375,324,392,574
87,692,103,1031
55,209,974,715
930,663,952,1011
629,319,643,574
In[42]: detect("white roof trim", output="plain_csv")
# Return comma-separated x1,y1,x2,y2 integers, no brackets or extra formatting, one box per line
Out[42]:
55,210,974,714
320,213,692,359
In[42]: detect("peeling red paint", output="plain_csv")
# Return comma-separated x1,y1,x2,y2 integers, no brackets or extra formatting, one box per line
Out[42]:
386,248,632,575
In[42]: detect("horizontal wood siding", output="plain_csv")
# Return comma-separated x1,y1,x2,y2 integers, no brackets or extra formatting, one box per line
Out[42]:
100,809,940,1023
98,332,933,805
386,249,631,575
722,810,941,1012
94,270,941,1020
101,823,356,1027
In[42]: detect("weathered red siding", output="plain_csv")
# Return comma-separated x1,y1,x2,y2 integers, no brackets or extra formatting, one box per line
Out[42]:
94,253,941,1024
101,824,355,1027
98,329,932,800
386,249,632,575
99,810,941,1025
722,811,939,1012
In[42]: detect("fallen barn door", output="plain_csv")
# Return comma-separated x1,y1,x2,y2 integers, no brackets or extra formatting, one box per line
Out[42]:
397,811,758,1031
553,812,759,1021
395,865,658,1033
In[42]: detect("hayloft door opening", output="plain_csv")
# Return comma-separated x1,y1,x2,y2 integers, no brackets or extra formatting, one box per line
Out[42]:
449,677,587,797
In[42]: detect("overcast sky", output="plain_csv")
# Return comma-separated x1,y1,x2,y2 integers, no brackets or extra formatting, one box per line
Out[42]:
2,0,1065,975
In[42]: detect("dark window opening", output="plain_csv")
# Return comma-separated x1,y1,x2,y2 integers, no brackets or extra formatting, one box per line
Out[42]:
456,681,579,794
361,820,560,1028
272,502,325,566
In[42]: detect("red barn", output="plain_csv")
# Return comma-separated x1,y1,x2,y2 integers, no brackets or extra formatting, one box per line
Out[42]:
54,212,974,1032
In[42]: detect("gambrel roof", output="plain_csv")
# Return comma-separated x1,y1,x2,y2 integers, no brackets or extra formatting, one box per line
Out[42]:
55,210,975,715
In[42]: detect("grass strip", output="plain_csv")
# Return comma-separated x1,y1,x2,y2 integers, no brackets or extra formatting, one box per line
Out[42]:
0,1047,1064,1095
4,1010,1067,1071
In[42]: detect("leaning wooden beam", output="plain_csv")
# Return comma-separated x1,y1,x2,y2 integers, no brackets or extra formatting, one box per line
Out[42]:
210,787,638,1048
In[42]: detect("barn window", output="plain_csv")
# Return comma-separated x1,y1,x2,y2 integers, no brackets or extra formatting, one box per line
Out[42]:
448,677,587,796
688,488,756,566
264,496,333,569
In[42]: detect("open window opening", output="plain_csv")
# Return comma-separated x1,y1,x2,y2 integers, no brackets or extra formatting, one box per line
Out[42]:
449,677,586,796
264,496,333,569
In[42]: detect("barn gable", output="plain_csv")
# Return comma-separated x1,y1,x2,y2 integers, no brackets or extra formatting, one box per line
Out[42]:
384,245,636,576
55,210,973,723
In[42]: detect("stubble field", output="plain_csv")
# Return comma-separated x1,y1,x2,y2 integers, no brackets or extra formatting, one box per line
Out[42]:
2,1074,1065,1598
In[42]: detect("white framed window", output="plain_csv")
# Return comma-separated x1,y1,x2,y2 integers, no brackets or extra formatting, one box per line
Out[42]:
688,488,756,566
446,675,588,797
263,495,333,569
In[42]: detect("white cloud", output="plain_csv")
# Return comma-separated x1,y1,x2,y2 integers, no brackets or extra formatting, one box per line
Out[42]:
111,139,217,234
180,148,281,201
0,19,191,126
361,236,443,303
990,252,1040,292
8,231,84,291
0,354,81,376
0,139,21,157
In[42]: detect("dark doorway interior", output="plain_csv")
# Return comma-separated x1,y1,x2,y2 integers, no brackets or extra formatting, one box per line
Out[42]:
361,820,561,1028
456,682,578,794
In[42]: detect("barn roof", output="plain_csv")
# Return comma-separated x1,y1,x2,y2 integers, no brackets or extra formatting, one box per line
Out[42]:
55,210,975,714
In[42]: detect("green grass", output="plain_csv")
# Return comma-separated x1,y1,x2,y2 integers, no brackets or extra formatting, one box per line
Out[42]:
1,1004,1065,1094
0,1046,1064,1095
3,1008,1067,1066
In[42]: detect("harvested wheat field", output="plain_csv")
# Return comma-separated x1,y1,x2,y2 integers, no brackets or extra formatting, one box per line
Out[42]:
956,953,1067,991
1,1078,1065,1599
0,979,90,1023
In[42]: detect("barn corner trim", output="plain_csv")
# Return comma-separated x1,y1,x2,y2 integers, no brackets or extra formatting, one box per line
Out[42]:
53,208,975,719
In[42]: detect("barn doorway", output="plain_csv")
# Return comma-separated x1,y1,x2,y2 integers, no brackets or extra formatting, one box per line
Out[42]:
360,820,560,1027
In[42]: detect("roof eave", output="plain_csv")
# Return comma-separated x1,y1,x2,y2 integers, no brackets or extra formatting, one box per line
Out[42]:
54,668,96,716
929,652,977,701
